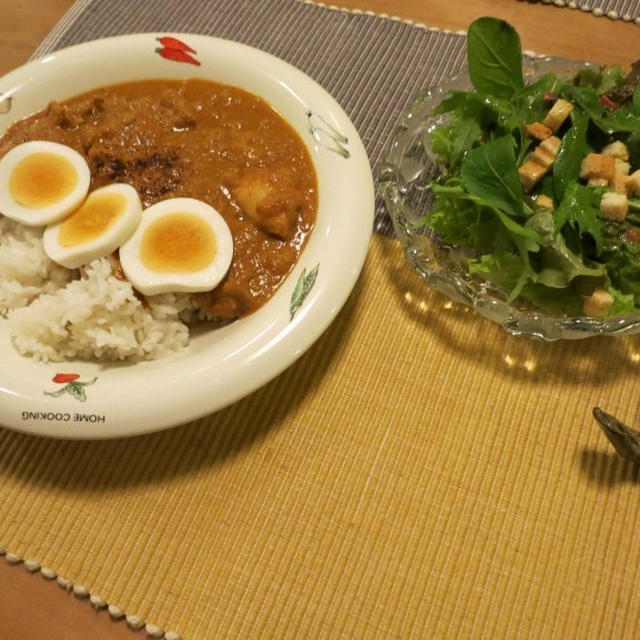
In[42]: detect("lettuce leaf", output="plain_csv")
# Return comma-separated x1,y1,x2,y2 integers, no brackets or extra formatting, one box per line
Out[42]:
574,65,626,95
469,250,535,302
600,226,640,296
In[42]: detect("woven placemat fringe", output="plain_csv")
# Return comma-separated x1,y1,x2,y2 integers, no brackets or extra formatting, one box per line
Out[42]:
298,0,467,35
0,546,181,640
517,0,640,24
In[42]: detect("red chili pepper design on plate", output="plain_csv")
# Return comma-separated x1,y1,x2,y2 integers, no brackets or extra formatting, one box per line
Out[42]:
156,36,197,54
52,373,79,384
155,46,201,66
155,35,201,66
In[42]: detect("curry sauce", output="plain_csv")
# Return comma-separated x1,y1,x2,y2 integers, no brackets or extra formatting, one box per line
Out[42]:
0,78,318,322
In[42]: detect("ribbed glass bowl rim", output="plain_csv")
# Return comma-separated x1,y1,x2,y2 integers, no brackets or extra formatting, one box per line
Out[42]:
378,55,640,341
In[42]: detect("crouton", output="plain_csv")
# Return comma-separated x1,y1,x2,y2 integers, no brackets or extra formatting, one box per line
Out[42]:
542,98,573,131
532,148,555,170
532,135,561,169
583,289,614,318
627,169,640,196
518,160,548,192
588,178,609,188
602,140,629,161
580,153,616,183
535,194,554,210
613,173,629,194
524,122,553,141
600,191,628,221
615,159,630,176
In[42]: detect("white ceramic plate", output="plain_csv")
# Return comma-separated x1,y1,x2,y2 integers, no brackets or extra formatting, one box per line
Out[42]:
0,34,374,439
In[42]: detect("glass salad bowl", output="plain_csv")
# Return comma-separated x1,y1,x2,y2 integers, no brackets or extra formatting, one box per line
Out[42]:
379,56,640,341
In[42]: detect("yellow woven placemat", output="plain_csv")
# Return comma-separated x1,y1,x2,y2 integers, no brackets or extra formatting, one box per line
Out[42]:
2,234,640,638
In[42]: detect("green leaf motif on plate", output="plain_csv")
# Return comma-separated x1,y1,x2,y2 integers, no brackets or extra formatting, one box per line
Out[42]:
44,377,98,403
307,111,350,158
290,264,319,320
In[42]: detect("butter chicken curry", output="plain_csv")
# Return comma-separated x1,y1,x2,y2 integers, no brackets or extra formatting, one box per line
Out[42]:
0,78,318,323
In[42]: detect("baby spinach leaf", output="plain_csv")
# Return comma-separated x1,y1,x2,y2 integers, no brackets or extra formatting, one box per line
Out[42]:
562,85,604,121
625,133,640,168
633,84,640,111
478,94,520,129
435,90,518,129
553,110,588,202
450,117,482,165
460,135,524,219
554,181,603,253
514,73,562,123
467,17,524,99
451,118,482,164
600,105,640,133
563,84,640,133
433,90,479,115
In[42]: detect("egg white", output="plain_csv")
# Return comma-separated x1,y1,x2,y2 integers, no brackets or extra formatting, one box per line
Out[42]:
43,183,143,269
119,197,234,296
0,140,91,226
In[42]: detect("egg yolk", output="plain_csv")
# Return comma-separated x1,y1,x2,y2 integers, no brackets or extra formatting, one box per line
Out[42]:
140,213,217,273
58,192,127,246
9,152,78,208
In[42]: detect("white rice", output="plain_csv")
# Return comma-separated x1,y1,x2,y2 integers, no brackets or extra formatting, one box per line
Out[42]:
1,217,193,362
0,217,72,315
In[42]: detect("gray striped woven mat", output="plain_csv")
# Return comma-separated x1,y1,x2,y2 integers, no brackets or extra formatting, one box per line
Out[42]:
525,0,640,22
28,0,640,234
28,0,470,235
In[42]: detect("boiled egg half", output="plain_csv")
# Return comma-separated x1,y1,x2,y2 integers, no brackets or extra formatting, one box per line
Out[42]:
43,183,142,269
119,197,233,295
0,140,90,226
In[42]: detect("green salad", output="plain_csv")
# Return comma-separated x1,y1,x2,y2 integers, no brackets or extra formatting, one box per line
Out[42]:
426,17,640,318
